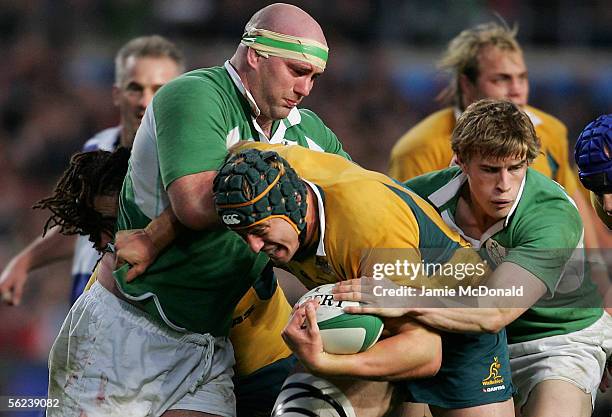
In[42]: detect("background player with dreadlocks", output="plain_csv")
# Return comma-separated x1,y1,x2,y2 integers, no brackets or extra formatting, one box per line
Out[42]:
37,147,291,417
0,35,184,306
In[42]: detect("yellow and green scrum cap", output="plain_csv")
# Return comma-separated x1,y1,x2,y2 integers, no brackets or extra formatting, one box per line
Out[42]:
213,149,308,234
241,28,329,71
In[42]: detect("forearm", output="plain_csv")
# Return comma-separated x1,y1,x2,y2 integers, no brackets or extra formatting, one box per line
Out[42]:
407,262,546,333
144,207,183,252
310,326,441,381
17,226,76,271
407,307,511,333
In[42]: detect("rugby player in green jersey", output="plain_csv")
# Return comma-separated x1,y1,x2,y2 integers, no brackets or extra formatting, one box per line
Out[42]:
336,99,611,417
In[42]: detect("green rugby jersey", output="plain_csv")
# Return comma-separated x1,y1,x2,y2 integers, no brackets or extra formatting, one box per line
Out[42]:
116,62,349,336
405,167,603,343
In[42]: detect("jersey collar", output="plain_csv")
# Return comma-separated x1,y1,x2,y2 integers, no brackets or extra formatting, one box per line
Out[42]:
224,61,302,142
303,179,327,257
427,170,527,248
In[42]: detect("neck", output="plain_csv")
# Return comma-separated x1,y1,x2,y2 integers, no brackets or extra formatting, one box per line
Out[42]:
119,127,134,149
256,116,273,137
456,185,497,239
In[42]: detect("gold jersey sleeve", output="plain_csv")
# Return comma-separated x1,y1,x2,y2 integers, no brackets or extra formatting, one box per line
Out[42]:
388,108,456,181
526,106,578,196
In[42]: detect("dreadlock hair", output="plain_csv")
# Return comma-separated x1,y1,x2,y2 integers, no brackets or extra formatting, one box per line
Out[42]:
34,147,130,247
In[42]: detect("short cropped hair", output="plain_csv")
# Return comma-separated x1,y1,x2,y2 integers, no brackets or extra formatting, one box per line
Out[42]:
438,22,521,107
115,35,185,86
452,99,540,163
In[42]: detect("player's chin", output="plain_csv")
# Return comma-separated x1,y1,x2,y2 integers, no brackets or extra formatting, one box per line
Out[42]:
272,106,292,119
268,251,292,265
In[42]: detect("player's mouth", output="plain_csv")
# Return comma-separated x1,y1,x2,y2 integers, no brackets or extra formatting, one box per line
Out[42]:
491,199,512,208
284,98,298,108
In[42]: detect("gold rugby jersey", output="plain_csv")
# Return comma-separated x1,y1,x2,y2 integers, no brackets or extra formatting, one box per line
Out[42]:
237,142,490,289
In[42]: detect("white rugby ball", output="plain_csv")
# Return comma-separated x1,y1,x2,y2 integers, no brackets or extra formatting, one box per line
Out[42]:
297,284,384,354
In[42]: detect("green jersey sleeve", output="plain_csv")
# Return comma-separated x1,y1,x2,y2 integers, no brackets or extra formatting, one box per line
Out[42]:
503,197,583,295
153,75,230,188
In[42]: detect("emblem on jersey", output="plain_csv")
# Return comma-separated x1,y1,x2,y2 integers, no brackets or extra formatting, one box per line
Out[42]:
482,357,505,392
484,239,507,266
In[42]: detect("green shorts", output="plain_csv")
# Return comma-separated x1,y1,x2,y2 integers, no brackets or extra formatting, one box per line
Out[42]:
234,355,297,417
403,329,513,409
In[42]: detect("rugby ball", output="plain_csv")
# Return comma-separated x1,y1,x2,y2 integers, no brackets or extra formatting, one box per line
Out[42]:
297,284,384,354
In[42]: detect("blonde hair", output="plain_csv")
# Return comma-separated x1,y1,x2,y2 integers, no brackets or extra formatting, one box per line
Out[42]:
438,22,521,107
452,99,540,163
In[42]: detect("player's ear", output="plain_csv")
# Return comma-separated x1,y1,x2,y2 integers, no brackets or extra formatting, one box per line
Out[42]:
459,73,476,107
455,154,467,172
246,47,263,70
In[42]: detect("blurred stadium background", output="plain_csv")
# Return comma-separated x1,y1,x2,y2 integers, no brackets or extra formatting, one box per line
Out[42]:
0,1,610,416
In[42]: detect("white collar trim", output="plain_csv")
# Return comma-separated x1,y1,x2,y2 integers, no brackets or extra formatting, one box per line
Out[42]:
430,170,527,244
224,61,302,142
224,61,261,117
303,179,326,257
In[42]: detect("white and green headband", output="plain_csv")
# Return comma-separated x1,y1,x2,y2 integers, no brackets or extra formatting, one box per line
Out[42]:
241,28,329,71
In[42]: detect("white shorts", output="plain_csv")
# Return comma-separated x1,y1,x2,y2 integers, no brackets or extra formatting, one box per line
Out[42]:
509,311,612,409
47,281,236,417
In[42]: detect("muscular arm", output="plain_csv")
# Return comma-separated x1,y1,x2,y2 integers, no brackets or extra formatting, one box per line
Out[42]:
167,170,222,230
115,171,223,280
0,226,76,305
283,302,441,381
336,262,548,334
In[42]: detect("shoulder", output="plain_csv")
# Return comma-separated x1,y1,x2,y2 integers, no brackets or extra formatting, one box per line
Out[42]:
404,167,461,198
297,108,328,127
391,108,455,156
154,67,231,107
514,169,582,240
525,105,567,136
82,126,120,151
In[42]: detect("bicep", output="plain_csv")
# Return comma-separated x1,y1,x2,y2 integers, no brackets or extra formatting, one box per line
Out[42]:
167,171,219,230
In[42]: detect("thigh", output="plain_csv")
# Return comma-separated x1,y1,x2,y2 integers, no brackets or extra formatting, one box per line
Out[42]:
519,380,592,417
509,321,607,410
398,403,433,417
430,399,514,417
